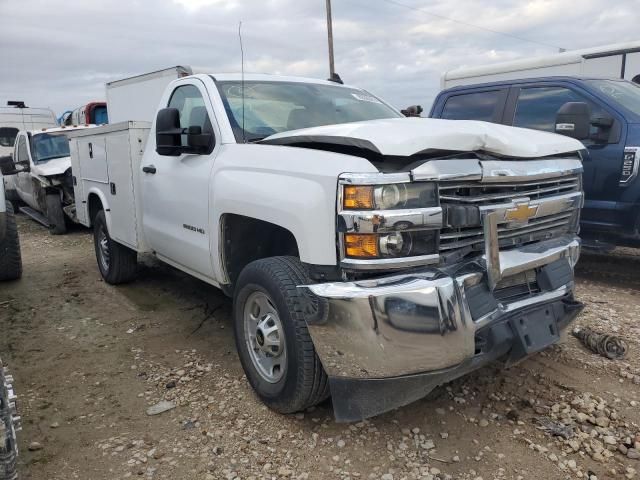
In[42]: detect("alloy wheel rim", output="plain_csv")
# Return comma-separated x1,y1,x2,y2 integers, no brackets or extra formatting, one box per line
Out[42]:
243,291,286,383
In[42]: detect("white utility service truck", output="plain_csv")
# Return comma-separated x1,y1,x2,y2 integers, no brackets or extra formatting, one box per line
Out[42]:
67,71,586,421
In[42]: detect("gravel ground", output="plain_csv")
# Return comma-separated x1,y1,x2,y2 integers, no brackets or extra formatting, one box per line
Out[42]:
1,216,640,480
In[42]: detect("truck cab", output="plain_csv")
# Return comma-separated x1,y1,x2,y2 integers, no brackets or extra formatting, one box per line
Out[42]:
430,76,640,248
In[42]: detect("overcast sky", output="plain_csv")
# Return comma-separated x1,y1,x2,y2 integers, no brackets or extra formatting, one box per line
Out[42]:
1,0,638,116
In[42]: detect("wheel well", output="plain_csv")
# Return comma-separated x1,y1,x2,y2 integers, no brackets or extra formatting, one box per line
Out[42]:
221,214,299,286
88,194,103,225
632,74,640,85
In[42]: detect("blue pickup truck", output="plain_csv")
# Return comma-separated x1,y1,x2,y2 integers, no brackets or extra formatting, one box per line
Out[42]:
430,76,640,248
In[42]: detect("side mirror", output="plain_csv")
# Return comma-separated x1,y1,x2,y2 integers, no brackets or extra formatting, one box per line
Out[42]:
401,105,423,117
555,102,591,140
0,155,18,175
155,108,183,156
186,125,214,153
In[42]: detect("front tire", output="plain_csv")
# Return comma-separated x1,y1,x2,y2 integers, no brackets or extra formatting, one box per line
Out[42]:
233,256,330,414
46,192,66,235
0,201,22,281
93,210,137,284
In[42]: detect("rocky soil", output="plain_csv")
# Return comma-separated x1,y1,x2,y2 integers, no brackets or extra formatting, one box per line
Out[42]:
1,217,640,480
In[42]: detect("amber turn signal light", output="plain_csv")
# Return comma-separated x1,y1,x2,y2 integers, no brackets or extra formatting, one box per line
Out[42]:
343,185,374,209
344,233,379,258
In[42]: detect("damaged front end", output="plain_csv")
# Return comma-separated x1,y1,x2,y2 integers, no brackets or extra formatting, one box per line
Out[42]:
305,155,585,422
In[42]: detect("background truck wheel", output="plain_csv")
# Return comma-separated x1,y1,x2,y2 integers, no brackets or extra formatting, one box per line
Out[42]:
0,201,22,282
233,256,330,414
93,210,137,285
46,192,67,235
0,358,19,480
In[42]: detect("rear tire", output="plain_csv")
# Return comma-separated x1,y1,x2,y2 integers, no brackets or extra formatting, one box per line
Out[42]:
93,210,137,284
46,192,66,235
0,201,22,281
233,256,330,414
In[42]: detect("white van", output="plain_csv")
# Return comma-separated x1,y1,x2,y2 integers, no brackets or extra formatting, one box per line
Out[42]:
1,102,58,199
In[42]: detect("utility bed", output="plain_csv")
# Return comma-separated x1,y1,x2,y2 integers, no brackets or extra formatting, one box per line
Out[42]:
68,121,150,251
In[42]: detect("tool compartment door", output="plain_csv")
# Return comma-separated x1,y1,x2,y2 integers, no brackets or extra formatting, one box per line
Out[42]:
69,138,88,226
105,132,138,249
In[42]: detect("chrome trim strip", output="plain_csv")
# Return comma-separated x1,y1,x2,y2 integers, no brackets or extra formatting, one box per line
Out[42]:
340,207,443,234
411,158,582,184
340,254,441,271
478,158,583,183
339,172,411,185
411,159,482,182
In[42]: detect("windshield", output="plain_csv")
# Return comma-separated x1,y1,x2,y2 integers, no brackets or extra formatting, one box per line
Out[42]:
31,133,70,163
587,79,640,117
216,80,402,142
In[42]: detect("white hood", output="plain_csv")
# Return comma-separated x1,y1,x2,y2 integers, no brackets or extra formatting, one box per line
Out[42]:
32,156,71,177
262,118,584,158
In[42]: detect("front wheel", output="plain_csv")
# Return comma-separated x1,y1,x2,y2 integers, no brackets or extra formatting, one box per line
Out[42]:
93,210,137,284
233,256,329,414
46,192,67,235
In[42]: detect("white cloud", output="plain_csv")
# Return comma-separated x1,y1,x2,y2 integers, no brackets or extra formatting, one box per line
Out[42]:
0,0,638,115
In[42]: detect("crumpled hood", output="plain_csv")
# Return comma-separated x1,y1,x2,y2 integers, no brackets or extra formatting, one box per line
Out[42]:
32,156,71,177
261,118,584,158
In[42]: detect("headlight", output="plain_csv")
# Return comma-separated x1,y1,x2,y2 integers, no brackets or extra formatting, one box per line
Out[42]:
343,182,437,210
344,231,437,259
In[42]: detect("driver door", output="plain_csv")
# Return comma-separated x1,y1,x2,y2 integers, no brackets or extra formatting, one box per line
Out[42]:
14,134,37,209
141,79,220,279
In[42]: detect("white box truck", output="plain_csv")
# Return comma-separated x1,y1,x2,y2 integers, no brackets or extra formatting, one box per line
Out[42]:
67,70,586,421
106,66,192,124
443,41,640,89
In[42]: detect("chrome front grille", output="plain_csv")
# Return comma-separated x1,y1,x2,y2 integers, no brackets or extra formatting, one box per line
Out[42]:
439,175,581,258
439,175,580,205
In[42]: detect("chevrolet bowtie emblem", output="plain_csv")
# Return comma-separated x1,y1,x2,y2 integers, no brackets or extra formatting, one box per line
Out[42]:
505,203,538,222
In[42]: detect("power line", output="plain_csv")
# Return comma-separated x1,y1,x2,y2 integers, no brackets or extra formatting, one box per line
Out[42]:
378,0,565,51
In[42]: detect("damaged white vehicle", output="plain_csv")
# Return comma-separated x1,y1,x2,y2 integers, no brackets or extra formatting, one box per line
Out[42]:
4,126,94,234
70,72,587,421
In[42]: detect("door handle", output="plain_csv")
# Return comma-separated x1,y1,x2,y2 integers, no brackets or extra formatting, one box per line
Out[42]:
142,165,156,174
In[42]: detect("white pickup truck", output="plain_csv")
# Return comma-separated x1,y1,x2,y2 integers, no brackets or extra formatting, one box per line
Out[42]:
4,126,95,234
67,72,586,421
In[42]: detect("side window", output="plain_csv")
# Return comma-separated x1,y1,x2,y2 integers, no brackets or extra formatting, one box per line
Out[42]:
513,87,604,133
168,84,212,147
0,128,18,147
441,90,503,122
17,136,29,162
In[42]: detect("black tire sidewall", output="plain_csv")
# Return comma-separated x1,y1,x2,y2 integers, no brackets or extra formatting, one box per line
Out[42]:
93,211,111,280
46,192,66,234
234,270,303,408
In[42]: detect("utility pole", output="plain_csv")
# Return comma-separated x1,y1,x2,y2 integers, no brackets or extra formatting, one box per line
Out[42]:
325,0,335,78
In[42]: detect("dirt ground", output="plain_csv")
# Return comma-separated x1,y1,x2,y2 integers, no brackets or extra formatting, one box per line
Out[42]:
2,216,640,480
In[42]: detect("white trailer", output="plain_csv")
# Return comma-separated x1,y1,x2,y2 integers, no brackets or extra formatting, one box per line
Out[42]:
443,41,640,89
106,66,193,124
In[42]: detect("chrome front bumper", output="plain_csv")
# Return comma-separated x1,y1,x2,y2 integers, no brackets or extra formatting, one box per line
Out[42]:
306,234,581,380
